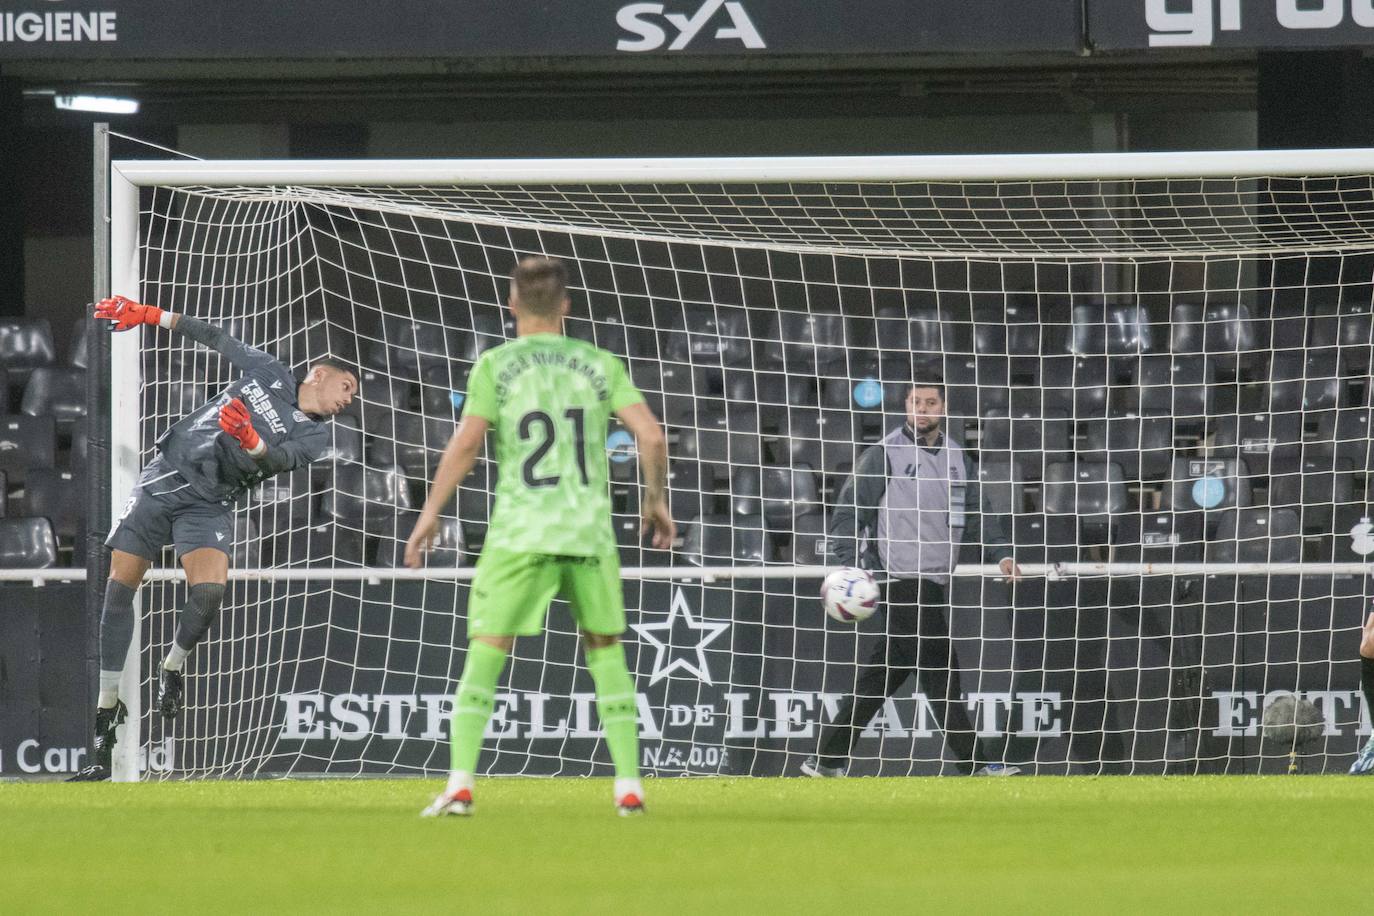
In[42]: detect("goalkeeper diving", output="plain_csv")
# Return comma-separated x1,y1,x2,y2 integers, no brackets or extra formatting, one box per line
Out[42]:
405,256,673,817
70,296,358,781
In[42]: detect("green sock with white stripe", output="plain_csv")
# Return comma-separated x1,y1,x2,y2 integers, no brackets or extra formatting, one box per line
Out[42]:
449,640,508,774
586,643,640,780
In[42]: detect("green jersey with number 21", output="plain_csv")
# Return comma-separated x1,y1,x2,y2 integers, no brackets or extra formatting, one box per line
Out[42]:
461,333,644,557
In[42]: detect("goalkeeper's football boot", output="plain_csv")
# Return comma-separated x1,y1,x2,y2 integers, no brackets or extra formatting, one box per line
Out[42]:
973,764,1024,777
614,778,645,817
158,667,185,719
421,787,474,817
800,756,845,778
1350,735,1374,775
67,700,127,782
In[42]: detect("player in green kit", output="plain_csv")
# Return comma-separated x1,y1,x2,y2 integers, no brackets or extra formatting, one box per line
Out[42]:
405,256,673,817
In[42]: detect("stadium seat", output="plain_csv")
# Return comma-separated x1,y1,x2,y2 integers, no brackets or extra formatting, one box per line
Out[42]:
388,412,439,479
455,459,496,540
1309,304,1374,373
1208,411,1303,477
1137,354,1214,427
1069,303,1153,356
0,415,56,484
320,461,412,536
21,367,87,428
0,469,6,517
249,468,314,534
688,512,767,564
363,316,466,381
785,512,830,566
1312,408,1373,469
69,418,89,476
68,319,90,369
761,311,848,371
0,319,56,384
1163,456,1252,539
0,516,57,568
419,364,467,420
306,521,366,567
1268,454,1356,533
1041,461,1128,527
728,466,762,519
760,463,821,530
316,416,365,488
24,466,84,541
1266,350,1344,413
755,370,818,412
461,307,512,362
160,382,208,420
665,458,709,521
1170,302,1256,371
376,515,462,568
1079,412,1173,481
874,306,970,358
661,306,752,367
1208,507,1302,564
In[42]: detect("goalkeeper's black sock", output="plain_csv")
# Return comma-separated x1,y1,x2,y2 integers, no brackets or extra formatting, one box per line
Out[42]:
97,579,137,707
166,582,227,670
1361,656,1374,722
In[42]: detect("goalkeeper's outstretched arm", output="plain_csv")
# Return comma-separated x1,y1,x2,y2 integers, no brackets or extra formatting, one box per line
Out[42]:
94,295,285,376
404,415,490,568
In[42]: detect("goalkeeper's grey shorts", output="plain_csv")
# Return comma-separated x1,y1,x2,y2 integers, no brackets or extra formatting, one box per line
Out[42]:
106,456,234,562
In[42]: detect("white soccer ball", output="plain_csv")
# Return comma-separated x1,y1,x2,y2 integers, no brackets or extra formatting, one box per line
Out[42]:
822,567,880,623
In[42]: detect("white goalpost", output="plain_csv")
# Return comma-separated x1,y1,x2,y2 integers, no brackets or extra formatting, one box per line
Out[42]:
95,149,1374,780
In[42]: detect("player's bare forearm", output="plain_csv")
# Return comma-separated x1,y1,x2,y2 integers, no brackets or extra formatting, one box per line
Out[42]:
639,432,668,509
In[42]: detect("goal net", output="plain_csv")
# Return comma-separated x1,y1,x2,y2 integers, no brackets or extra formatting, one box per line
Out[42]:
105,152,1374,779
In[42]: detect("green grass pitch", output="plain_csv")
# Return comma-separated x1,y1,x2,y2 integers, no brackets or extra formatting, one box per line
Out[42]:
2,777,1363,913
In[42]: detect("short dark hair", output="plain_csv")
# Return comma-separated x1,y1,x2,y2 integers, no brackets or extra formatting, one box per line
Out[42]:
909,373,945,400
510,256,569,318
309,356,358,382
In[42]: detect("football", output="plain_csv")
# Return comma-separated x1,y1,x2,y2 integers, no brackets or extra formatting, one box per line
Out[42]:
821,567,880,622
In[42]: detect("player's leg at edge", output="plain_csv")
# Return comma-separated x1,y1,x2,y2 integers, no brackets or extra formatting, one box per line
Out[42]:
583,631,644,816
422,634,512,817
1351,611,1374,775
68,549,147,781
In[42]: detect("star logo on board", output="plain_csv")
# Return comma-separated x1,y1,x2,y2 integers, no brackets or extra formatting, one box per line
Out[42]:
630,587,729,685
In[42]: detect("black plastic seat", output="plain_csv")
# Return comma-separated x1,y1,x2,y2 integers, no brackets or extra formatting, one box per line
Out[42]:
1268,454,1356,532
1137,354,1215,427
1042,461,1128,527
68,319,90,369
24,466,84,540
21,367,87,427
1070,303,1153,356
1209,411,1303,477
0,415,56,484
318,415,365,474
0,516,57,568
760,463,821,531
787,512,830,566
1208,507,1302,564
1170,302,1256,373
1313,408,1373,469
320,461,412,536
1267,350,1344,412
761,312,848,371
1079,412,1173,481
685,512,767,564
0,319,56,383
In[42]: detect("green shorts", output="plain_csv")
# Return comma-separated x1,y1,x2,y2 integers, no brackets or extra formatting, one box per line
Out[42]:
466,549,627,637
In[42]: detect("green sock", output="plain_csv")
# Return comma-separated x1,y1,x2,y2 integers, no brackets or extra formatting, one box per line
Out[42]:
586,643,640,779
449,640,508,773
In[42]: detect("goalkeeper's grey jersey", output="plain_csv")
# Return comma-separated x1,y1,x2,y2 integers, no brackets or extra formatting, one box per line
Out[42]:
155,317,331,503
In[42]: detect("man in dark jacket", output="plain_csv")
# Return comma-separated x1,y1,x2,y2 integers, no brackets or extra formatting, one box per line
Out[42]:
803,375,1022,777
